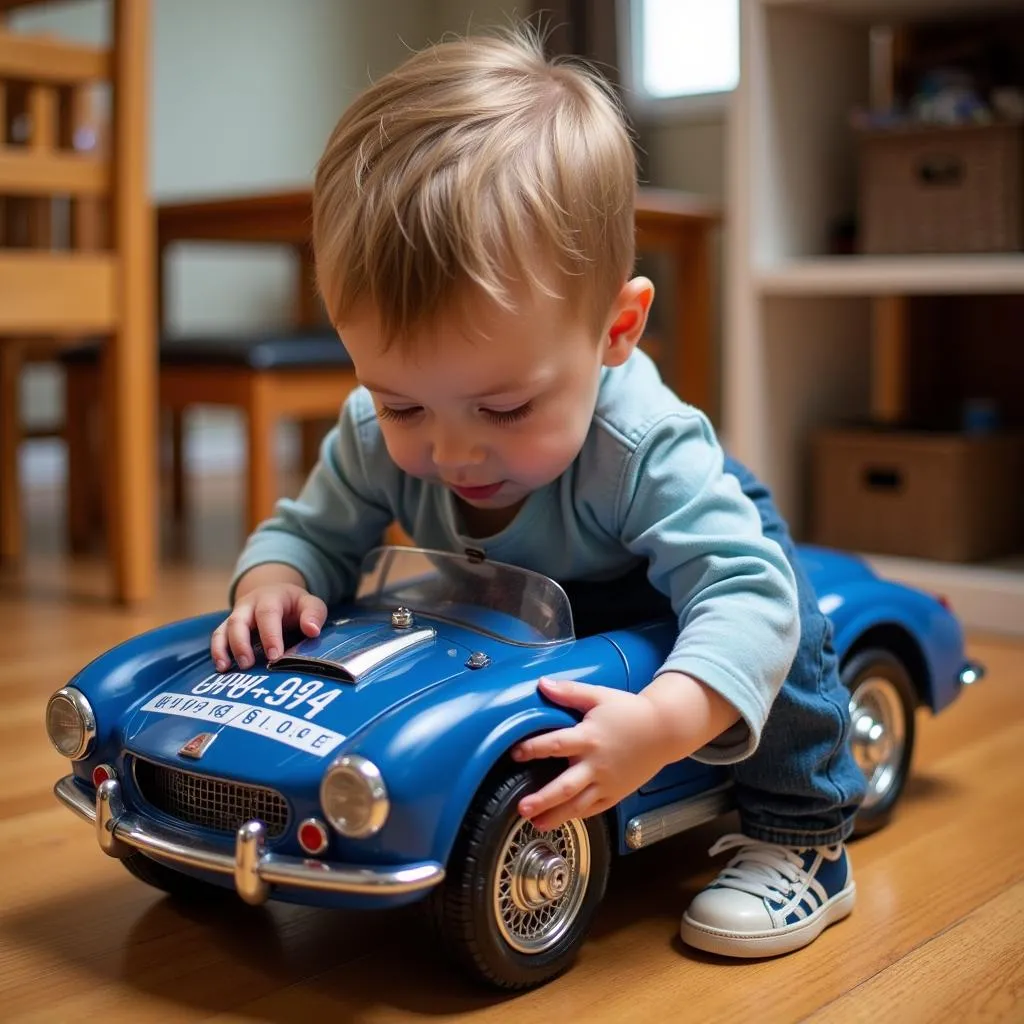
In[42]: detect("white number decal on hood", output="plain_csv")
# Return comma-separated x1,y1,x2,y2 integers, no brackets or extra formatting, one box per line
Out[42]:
191,672,342,720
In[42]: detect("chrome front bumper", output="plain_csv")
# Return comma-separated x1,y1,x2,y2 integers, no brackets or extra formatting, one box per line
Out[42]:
54,775,444,905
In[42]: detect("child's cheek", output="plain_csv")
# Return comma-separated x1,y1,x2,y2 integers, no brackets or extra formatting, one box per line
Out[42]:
514,429,582,485
380,431,425,477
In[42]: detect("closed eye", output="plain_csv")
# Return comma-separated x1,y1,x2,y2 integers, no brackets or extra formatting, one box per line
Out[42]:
377,405,423,424
481,401,533,425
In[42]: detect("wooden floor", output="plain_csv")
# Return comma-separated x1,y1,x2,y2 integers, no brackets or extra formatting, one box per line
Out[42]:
2,471,1023,1023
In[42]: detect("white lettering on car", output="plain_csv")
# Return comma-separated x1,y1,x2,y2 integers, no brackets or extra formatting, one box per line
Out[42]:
140,693,345,756
190,673,342,720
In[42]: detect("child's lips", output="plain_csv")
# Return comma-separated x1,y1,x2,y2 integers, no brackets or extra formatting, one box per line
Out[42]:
451,481,504,501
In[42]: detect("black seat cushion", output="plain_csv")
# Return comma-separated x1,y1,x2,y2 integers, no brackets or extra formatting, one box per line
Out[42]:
61,330,354,371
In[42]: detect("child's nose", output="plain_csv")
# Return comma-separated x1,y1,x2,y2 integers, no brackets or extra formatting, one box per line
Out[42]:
431,429,484,469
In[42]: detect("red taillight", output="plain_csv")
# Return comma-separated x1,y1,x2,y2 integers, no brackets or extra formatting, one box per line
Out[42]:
298,818,329,856
91,763,115,787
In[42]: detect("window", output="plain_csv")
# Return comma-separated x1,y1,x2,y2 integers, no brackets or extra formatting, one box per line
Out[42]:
620,0,740,119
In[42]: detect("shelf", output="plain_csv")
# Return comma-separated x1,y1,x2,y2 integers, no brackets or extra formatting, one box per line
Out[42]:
730,1,1024,639
756,255,1024,296
863,552,1024,638
762,0,1024,22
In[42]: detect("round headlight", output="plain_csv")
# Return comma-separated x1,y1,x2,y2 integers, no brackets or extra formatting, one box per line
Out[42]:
320,755,389,838
45,687,96,760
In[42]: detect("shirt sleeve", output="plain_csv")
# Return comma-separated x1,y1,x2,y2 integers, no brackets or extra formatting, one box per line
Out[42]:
616,410,801,763
228,389,397,607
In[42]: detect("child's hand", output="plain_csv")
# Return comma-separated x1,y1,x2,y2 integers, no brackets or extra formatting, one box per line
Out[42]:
512,672,740,831
510,678,690,831
210,573,326,671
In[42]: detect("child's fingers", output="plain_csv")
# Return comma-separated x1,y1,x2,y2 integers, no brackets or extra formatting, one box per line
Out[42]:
512,725,589,762
529,784,603,832
254,600,285,663
225,607,257,669
210,623,231,671
298,593,327,637
537,677,606,713
517,761,592,822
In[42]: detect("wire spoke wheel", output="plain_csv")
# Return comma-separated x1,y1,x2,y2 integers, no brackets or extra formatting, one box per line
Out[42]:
493,816,590,955
849,675,907,811
431,763,610,989
843,648,917,836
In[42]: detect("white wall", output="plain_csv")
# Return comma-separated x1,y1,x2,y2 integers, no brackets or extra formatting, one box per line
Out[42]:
641,118,726,198
433,0,526,36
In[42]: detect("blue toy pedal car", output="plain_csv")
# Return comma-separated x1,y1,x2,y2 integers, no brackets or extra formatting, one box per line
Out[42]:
47,545,980,989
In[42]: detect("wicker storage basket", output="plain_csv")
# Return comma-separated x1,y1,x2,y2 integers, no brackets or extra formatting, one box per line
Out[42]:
811,427,1024,562
858,121,1024,254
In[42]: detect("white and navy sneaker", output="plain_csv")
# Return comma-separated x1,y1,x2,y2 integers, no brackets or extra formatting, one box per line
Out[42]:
679,833,856,958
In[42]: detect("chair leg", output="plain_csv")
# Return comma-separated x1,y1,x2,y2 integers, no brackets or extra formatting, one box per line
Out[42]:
0,344,23,563
65,363,97,554
102,326,157,604
245,375,278,536
299,417,332,473
169,407,186,522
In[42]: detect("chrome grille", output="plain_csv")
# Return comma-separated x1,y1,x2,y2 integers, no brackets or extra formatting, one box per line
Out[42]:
133,758,289,838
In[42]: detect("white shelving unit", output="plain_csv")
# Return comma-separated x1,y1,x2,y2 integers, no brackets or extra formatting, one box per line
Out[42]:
758,255,1024,296
726,0,1024,637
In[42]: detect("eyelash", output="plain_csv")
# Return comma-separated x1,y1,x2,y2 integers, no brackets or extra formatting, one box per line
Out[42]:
377,401,534,426
377,405,422,424
483,401,534,425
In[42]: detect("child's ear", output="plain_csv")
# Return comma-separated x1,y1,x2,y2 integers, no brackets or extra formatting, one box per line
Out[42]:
603,277,654,368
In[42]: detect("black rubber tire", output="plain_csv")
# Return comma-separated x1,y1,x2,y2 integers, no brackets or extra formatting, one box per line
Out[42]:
429,762,611,990
843,648,917,837
121,851,230,902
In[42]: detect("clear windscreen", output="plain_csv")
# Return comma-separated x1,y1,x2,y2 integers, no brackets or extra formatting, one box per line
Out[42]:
355,546,575,645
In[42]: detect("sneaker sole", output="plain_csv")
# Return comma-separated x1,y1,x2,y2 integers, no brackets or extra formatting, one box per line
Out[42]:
679,882,856,959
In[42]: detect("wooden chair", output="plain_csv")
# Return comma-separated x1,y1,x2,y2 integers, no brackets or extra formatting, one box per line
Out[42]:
0,0,156,603
61,330,360,542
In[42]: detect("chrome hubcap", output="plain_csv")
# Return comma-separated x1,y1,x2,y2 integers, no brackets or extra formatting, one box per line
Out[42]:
849,676,906,810
494,818,589,954
512,843,571,908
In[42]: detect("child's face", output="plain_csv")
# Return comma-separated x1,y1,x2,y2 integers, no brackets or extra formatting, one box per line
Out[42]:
339,279,651,514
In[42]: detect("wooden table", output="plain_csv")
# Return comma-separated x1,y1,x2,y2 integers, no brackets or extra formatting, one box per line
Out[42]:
158,186,722,419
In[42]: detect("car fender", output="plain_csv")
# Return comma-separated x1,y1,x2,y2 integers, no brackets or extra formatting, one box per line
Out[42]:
824,579,964,712
342,635,627,867
62,610,227,749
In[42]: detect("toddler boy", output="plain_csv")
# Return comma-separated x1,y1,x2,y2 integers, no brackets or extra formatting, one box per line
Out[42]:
213,27,865,957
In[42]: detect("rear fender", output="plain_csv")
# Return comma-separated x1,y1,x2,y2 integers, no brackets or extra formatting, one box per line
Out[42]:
827,581,964,712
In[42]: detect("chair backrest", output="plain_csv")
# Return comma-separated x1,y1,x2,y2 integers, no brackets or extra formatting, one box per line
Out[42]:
0,0,149,337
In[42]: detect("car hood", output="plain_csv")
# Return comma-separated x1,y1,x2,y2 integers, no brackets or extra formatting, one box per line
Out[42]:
121,611,483,784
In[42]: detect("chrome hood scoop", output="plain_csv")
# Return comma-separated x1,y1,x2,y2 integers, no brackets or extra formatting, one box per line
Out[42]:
269,619,436,683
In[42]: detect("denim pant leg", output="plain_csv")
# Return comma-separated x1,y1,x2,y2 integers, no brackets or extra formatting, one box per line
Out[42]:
723,455,867,846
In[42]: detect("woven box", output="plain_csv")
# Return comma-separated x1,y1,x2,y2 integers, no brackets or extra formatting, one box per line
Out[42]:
858,121,1024,254
811,427,1024,562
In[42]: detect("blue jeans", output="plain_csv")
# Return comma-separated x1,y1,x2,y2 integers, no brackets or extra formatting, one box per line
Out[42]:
723,455,866,846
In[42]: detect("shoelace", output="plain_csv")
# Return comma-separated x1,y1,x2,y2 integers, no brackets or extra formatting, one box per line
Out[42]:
707,833,820,903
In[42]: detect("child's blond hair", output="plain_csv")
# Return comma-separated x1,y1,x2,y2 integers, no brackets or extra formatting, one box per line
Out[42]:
312,25,637,347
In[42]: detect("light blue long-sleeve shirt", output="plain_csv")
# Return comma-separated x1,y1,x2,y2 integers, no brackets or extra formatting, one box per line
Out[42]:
230,350,800,762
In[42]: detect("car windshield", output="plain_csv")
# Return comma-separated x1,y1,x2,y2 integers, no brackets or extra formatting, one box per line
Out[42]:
354,546,575,646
